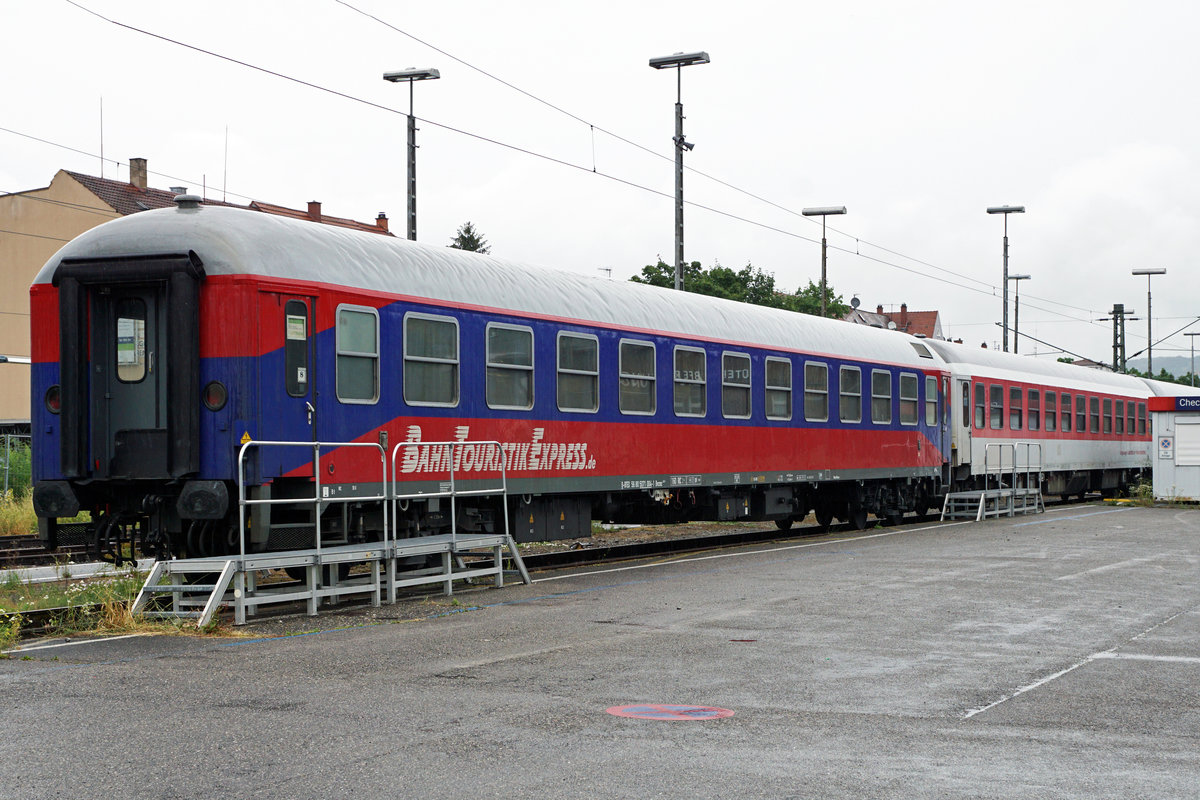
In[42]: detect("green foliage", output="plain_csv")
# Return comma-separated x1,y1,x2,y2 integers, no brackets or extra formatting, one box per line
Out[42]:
1,441,31,500
448,221,490,254
629,260,849,318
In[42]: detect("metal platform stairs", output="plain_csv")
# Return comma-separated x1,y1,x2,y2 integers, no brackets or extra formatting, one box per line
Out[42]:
941,442,1046,522
133,439,531,627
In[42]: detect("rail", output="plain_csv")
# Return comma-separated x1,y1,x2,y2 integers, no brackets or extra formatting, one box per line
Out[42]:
236,440,389,562
983,441,1043,493
389,439,511,550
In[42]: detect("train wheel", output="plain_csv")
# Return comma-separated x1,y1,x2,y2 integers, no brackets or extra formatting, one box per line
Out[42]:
814,507,834,530
849,505,869,531
774,519,793,531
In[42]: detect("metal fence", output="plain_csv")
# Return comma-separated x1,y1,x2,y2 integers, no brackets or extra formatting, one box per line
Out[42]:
1,434,31,497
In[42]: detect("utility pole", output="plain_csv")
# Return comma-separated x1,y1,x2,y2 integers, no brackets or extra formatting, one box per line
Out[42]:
1099,304,1133,372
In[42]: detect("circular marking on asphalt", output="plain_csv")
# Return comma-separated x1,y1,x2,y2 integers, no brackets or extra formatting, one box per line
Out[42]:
606,704,735,721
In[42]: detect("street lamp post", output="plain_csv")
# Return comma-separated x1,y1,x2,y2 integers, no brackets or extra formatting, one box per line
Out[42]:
1185,332,1200,387
383,67,441,241
1132,268,1167,375
986,205,1025,352
1008,274,1031,353
802,206,848,317
650,51,710,291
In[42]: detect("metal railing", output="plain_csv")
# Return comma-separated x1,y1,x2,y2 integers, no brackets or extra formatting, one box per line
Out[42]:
2,434,31,496
389,440,511,549
983,441,1043,493
236,440,388,562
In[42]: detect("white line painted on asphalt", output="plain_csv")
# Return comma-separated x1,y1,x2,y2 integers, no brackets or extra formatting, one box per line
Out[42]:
1013,507,1129,527
964,603,1200,719
1094,652,1200,664
1056,553,1178,581
533,520,975,584
4,633,150,654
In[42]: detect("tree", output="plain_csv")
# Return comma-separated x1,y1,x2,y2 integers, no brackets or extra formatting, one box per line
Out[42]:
448,221,490,253
630,259,849,318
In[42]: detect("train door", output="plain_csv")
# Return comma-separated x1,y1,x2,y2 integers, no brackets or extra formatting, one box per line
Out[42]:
257,291,317,477
89,285,168,478
956,379,972,467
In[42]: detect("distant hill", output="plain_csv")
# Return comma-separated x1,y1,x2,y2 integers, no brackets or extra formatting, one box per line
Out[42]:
1125,356,1195,378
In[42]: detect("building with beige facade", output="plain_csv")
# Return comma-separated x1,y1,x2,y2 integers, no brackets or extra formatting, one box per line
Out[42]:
0,158,390,430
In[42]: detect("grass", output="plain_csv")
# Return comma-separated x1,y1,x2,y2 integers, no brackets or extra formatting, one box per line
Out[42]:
0,492,37,536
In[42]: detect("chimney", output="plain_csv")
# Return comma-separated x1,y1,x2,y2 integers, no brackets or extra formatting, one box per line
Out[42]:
376,212,389,233
307,201,322,222
130,157,148,190
899,303,909,330
876,304,884,315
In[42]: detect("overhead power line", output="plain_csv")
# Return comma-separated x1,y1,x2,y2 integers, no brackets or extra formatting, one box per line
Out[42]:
61,0,1108,334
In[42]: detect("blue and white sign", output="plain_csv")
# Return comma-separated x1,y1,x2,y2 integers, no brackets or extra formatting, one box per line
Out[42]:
1159,436,1174,459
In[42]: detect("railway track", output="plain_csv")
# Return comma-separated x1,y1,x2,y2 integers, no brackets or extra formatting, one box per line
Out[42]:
0,535,90,568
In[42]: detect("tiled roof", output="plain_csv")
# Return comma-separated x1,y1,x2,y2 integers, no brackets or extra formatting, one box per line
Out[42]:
64,171,390,236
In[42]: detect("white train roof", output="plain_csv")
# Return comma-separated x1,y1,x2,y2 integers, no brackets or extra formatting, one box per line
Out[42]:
36,203,946,369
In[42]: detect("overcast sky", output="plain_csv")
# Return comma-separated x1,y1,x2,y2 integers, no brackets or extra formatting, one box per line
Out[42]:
4,0,1199,366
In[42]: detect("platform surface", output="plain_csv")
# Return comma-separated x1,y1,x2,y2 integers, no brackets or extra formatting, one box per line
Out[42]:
4,503,1199,798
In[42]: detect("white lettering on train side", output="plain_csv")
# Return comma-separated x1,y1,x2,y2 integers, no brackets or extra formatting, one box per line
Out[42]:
399,426,597,474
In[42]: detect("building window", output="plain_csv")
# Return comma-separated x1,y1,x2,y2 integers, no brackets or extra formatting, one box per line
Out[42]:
926,377,939,426
990,384,1004,430
1045,391,1057,432
804,362,828,422
722,353,752,419
404,313,458,406
619,340,656,415
1009,386,1023,430
673,346,707,417
871,370,892,424
765,358,792,420
557,333,599,413
975,382,986,429
337,305,379,404
485,323,533,410
900,373,919,425
840,366,862,423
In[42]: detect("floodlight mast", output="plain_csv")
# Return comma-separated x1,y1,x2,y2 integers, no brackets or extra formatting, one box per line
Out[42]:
802,206,848,317
986,205,1025,351
649,51,710,291
383,68,441,240
1132,268,1167,375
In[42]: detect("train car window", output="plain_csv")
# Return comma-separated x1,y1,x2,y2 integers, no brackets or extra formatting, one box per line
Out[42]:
1102,398,1113,434
115,297,147,383
1009,386,1023,430
285,300,309,398
765,357,792,420
723,353,752,419
989,384,1003,430
485,323,534,410
975,383,985,429
899,373,919,425
961,382,970,427
1115,399,1125,434
840,366,862,423
619,340,656,415
1045,392,1057,432
1061,393,1071,432
1028,389,1040,431
404,313,459,407
336,305,379,404
557,333,599,413
926,376,938,426
1090,396,1100,434
1138,402,1147,435
1126,400,1135,435
673,346,706,417
871,370,892,424
803,362,828,422
1076,395,1087,433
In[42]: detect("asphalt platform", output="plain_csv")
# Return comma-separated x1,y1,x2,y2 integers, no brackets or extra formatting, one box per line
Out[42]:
2,503,1198,798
